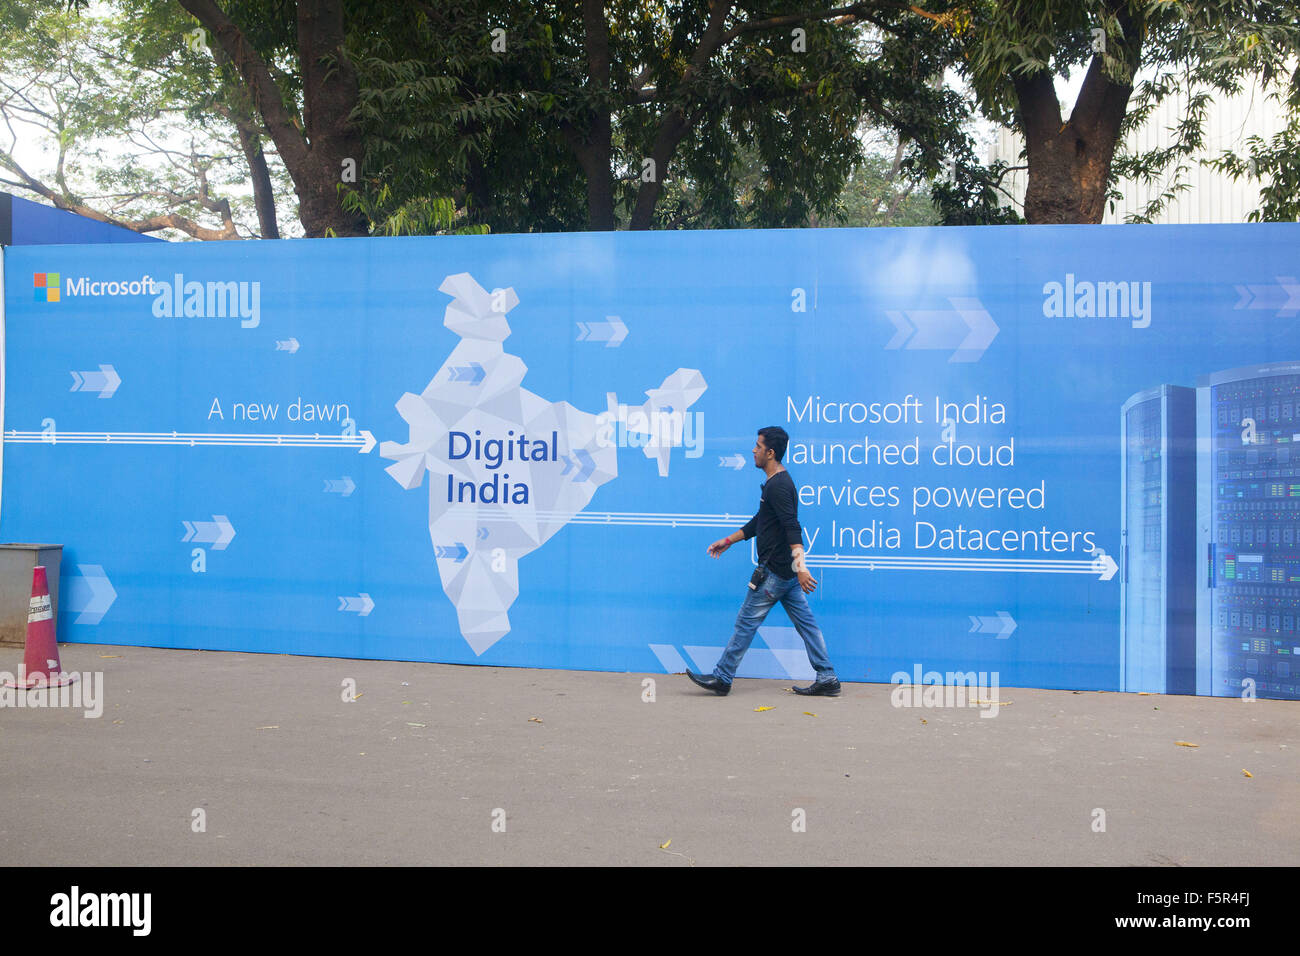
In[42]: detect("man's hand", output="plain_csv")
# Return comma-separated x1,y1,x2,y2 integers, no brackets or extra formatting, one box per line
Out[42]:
707,537,732,558
790,544,816,592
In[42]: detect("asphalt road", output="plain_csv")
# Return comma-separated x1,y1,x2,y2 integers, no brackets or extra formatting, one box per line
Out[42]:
1,643,1296,866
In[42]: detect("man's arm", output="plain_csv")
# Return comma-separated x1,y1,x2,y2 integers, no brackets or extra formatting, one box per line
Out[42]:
789,540,816,593
708,514,757,557
773,477,817,592
770,477,803,553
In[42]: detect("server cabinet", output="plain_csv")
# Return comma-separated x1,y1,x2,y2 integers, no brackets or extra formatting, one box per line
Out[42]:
1197,362,1300,700
1121,386,1197,693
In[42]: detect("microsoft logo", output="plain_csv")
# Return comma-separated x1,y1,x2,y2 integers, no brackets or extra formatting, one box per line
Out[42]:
28,269,259,328
34,272,60,302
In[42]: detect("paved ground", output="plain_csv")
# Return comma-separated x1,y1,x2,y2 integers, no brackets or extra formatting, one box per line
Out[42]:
1,643,1297,866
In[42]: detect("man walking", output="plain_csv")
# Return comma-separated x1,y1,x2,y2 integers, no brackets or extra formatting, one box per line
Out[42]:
686,426,840,697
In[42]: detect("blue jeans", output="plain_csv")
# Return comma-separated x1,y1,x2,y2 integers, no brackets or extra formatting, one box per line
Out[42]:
712,572,836,685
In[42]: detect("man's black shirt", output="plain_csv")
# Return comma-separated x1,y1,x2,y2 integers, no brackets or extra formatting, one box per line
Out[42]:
740,469,802,579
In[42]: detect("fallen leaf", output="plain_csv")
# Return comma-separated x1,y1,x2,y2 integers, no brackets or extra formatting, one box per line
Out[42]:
99,654,121,659
660,839,671,849
920,718,927,724
1242,769,1253,778
112,719,123,724
1175,740,1199,748
406,722,426,727
803,711,818,717
753,705,774,712
528,717,543,723
354,693,364,700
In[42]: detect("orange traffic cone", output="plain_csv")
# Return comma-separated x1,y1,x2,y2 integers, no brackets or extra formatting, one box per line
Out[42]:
3,565,77,689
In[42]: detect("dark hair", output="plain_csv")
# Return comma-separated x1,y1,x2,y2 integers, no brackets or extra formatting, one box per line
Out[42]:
757,426,789,462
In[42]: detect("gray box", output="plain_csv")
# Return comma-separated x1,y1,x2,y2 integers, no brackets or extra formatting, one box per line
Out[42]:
0,544,62,647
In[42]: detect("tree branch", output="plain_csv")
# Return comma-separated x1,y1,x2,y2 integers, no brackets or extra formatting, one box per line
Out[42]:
175,0,309,175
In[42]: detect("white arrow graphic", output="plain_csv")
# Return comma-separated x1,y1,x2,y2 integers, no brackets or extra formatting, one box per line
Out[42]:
323,477,356,496
338,593,374,616
450,505,1118,580
651,625,816,680
182,515,236,550
969,611,1017,639
4,429,377,452
576,316,628,347
1233,277,1300,317
718,454,746,470
64,564,117,625
275,338,300,353
804,552,1117,580
465,508,749,528
69,365,121,398
884,297,999,362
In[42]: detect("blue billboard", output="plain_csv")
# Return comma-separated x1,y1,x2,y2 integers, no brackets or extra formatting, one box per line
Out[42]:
3,225,1298,698
0,192,163,247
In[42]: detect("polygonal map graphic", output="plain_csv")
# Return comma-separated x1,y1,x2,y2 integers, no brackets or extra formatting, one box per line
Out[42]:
381,273,706,655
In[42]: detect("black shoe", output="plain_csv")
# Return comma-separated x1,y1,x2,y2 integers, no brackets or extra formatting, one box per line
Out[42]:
792,677,841,697
686,670,730,696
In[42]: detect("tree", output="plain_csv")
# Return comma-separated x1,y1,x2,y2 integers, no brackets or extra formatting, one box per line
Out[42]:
516,0,971,231
168,0,369,237
20,1,986,237
0,1,285,238
1219,117,1300,222
835,134,942,228
347,1,975,234
154,0,514,237
1210,72,1300,221
108,0,296,237
917,0,1300,223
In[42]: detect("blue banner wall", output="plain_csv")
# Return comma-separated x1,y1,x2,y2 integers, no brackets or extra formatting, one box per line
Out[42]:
0,192,164,246
3,225,1299,699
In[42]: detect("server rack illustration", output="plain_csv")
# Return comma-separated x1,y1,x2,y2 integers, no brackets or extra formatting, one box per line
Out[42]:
1196,362,1300,701
1120,386,1197,694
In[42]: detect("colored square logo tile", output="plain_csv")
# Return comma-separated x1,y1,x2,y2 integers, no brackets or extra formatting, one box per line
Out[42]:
33,273,60,301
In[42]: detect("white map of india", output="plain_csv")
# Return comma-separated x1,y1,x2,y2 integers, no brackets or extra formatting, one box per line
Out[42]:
380,273,706,654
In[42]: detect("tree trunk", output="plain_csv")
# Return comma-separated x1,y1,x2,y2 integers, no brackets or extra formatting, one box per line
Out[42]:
627,0,733,230
1014,12,1141,224
581,0,615,230
177,0,368,238
628,108,691,230
294,0,368,236
234,121,280,239
209,37,281,238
